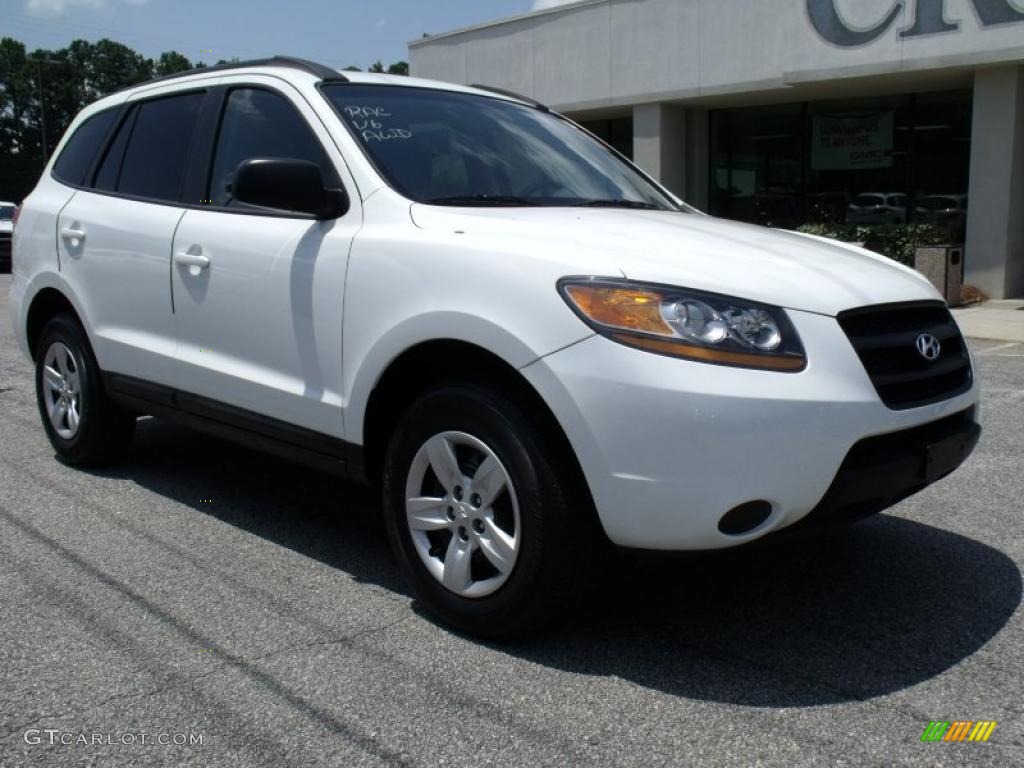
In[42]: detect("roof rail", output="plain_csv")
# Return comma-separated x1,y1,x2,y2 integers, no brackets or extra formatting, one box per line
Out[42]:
469,84,550,112
119,55,348,93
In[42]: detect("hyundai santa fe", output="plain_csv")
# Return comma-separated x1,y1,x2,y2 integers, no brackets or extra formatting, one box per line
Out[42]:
8,57,980,637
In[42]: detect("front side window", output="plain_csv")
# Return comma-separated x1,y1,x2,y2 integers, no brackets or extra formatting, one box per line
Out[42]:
117,91,204,201
323,85,677,210
208,88,334,207
0,205,14,220
52,109,118,186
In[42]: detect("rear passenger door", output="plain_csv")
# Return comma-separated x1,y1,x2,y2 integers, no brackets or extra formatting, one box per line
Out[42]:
57,88,207,385
169,78,361,440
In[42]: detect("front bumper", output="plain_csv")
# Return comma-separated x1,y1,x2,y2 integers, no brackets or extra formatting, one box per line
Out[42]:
520,308,980,550
781,406,979,533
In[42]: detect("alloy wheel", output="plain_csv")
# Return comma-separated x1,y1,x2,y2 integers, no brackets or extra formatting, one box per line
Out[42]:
41,341,83,440
404,431,521,598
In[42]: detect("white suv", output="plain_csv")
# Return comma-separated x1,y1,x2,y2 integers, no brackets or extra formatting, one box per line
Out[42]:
8,57,980,637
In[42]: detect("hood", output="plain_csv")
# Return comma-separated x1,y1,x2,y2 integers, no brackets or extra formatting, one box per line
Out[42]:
409,205,940,316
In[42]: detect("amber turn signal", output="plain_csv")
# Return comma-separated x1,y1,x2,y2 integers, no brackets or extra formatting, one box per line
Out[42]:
564,284,673,336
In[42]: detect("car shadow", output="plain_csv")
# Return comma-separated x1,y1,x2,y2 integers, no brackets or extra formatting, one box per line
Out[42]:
89,417,1021,708
508,519,1021,706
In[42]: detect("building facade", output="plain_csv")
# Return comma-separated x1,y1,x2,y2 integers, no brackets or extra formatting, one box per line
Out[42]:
409,0,1024,298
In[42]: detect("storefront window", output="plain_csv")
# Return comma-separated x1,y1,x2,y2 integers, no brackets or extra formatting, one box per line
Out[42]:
711,104,802,229
579,116,634,160
807,96,911,226
709,91,971,240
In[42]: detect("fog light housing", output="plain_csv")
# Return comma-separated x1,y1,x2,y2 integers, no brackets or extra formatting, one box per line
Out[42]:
718,500,773,535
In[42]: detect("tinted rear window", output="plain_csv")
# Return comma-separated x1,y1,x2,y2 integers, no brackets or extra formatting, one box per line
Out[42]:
52,109,118,185
0,205,14,220
93,106,136,192
116,92,204,201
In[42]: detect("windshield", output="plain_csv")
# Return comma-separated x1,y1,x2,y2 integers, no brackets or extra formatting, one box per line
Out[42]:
0,205,14,220
322,85,678,210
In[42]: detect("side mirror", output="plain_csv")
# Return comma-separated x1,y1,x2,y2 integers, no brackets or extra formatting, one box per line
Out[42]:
232,157,349,219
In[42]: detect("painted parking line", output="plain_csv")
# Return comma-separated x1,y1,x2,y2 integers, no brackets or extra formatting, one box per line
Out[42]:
974,342,1023,356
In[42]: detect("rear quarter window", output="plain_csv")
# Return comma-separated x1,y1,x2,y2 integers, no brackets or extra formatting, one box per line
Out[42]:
52,109,119,186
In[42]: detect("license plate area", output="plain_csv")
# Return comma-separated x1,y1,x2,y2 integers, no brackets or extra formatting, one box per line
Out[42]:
923,433,969,483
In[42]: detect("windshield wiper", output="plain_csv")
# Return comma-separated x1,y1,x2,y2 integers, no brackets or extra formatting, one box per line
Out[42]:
574,199,662,210
421,194,539,207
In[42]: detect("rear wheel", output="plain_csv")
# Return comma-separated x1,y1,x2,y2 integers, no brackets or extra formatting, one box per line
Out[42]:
382,384,597,638
35,314,135,466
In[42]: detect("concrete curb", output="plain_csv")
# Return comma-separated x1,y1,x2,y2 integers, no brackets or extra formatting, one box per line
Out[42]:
952,300,1024,343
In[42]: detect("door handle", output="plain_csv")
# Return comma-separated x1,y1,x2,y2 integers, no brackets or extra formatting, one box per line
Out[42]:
174,252,210,269
60,226,86,242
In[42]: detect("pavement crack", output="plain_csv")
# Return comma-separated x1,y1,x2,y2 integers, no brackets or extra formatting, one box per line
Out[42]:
241,614,415,667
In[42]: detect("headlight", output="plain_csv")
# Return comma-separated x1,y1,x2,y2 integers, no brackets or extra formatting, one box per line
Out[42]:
558,277,805,371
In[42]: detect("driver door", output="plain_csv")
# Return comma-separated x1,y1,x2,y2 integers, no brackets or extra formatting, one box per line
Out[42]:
170,78,361,439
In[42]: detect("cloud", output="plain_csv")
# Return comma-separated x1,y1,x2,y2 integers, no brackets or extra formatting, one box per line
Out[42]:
531,0,577,9
26,0,146,15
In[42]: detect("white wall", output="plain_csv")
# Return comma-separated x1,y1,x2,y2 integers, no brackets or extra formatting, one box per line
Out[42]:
964,65,1024,298
411,0,1024,110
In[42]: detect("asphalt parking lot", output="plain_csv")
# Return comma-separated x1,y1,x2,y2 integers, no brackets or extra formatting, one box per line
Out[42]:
1,273,1022,767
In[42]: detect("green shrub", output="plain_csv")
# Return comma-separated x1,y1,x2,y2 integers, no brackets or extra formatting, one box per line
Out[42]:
794,222,954,266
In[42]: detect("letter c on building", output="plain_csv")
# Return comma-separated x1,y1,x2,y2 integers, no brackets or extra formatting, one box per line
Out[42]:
807,0,904,46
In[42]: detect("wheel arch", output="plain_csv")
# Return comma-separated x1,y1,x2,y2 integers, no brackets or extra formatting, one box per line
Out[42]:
25,285,87,361
361,339,599,527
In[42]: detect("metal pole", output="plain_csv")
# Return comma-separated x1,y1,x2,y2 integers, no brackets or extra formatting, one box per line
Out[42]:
36,59,48,164
28,57,61,165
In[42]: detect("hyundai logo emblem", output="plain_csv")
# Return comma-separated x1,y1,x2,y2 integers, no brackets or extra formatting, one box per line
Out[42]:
916,333,942,361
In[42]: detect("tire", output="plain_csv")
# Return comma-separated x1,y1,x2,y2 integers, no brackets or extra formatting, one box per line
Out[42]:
34,314,136,466
382,384,598,639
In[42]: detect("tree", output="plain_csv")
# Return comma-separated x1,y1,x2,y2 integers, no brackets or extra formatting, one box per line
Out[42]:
82,39,152,97
0,37,42,201
0,37,32,155
386,61,409,76
368,60,385,73
342,65,362,72
155,51,193,77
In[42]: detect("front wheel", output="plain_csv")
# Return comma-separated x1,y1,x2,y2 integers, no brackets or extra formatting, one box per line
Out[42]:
382,384,596,639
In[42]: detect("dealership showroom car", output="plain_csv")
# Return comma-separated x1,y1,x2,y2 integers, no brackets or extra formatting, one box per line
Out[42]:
846,191,909,225
8,57,981,638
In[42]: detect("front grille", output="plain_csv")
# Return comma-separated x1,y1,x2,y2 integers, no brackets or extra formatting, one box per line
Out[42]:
838,301,972,409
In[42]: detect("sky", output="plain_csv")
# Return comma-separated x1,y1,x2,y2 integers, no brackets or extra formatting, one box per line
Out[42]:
2,0,575,70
